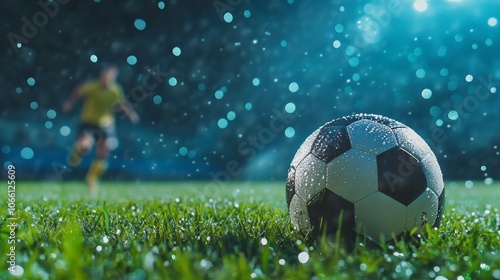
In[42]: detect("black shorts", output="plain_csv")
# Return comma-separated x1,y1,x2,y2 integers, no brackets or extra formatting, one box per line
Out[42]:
77,123,116,143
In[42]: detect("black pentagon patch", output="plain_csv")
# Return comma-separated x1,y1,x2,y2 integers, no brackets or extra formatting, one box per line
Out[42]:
311,125,351,163
432,188,445,228
322,115,360,127
309,114,406,164
286,166,296,207
377,147,427,206
307,189,355,242
323,114,406,130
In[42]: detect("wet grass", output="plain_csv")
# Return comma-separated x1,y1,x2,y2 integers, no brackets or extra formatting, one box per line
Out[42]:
0,180,499,279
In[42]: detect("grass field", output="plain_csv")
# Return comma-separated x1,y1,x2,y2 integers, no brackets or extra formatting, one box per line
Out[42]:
1,181,499,279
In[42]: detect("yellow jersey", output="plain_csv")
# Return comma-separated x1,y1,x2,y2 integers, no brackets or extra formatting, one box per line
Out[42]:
79,81,125,127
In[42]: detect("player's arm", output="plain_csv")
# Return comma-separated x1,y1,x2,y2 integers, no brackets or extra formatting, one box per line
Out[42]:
114,86,139,123
63,84,86,113
118,100,140,123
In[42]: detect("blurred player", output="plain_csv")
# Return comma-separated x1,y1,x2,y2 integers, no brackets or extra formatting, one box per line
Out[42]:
63,66,139,195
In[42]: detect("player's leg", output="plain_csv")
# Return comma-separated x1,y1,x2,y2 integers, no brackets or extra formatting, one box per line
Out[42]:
86,125,114,195
86,141,108,195
68,124,95,167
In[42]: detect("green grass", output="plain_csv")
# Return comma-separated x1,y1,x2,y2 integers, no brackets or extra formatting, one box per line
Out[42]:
0,181,499,279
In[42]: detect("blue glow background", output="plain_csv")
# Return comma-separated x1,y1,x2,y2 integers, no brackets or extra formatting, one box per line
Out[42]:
1,0,499,183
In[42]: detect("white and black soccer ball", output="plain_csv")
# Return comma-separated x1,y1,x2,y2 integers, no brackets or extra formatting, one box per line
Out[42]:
286,114,445,243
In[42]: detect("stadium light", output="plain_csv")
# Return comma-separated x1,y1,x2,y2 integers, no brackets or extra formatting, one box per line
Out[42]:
413,0,428,12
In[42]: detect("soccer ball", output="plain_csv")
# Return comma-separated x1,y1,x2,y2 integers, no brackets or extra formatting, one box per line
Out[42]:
286,114,444,244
